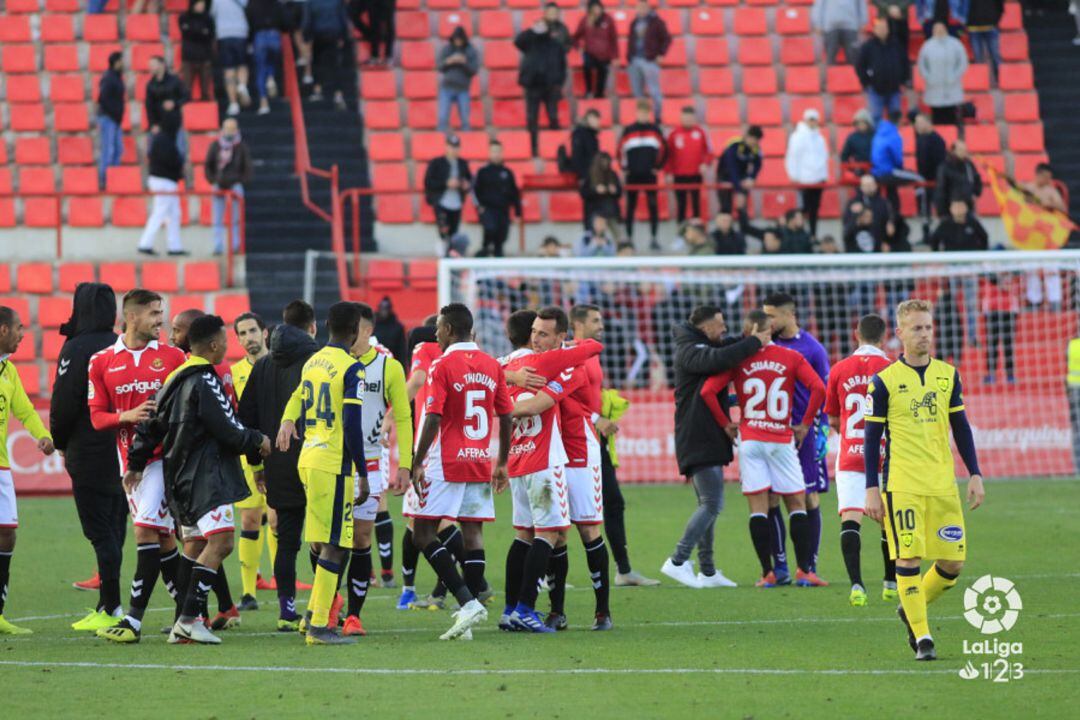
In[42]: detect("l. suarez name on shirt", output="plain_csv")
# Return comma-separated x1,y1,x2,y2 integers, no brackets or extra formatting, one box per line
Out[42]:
741,360,788,376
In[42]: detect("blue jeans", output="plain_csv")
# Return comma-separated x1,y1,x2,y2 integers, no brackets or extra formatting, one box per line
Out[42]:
212,184,243,253
969,28,1001,78
87,0,107,13
97,115,123,187
436,87,470,131
866,89,901,124
253,30,282,99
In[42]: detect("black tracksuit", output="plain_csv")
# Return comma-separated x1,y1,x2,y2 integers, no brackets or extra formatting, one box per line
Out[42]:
50,283,124,613
238,324,318,601
473,162,522,257
423,155,472,242
618,121,667,241
144,72,188,134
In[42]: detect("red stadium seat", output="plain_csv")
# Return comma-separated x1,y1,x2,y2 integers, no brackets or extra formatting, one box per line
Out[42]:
487,70,520,98
2,44,37,73
6,74,41,102
660,70,692,96
6,0,41,12
42,331,64,361
402,71,438,99
99,262,137,292
1008,123,1045,154
25,198,60,227
131,43,164,72
68,197,105,227
690,9,725,35
999,33,1029,62
548,193,583,222
742,67,777,95
54,102,90,132
39,296,72,328
492,99,526,127
214,293,251,323
785,66,821,94
699,68,735,96
371,164,410,191
367,133,405,162
0,169,12,195
184,261,221,292
58,136,94,165
478,11,513,38
962,64,991,92
413,133,449,162
0,267,12,294
88,43,123,72
499,132,531,160
125,13,161,41
826,66,861,94
141,261,179,292
775,7,811,35
397,11,430,39
106,166,143,194
182,102,219,131
737,37,773,65
361,72,397,99
0,200,14,228
62,167,99,195
788,97,825,125
49,73,85,102
575,98,612,126
40,13,75,42
1003,93,1040,123
14,365,40,395
111,197,148,226
58,262,94,292
964,125,1001,154
733,8,767,35
15,138,52,166
705,98,740,126
660,38,688,68
82,13,118,41
19,167,56,195
780,36,816,65
832,94,864,124
364,100,401,130
10,329,36,362
168,295,205,316
0,16,32,43
695,38,729,66
999,63,1033,91
375,195,415,223
43,43,78,72
409,260,438,291
399,41,436,70
747,97,782,126
1000,3,1021,30
45,0,81,11
367,259,405,292
16,263,53,294
437,11,472,38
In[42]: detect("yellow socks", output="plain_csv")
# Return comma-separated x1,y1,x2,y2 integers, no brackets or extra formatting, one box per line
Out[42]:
266,528,279,569
308,559,340,628
922,563,958,605
238,529,262,596
896,565,930,640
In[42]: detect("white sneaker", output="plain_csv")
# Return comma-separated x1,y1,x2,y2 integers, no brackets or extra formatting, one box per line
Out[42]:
697,571,738,588
615,570,661,587
226,102,240,117
456,627,473,641
439,599,487,640
266,77,278,98
238,83,251,107
661,558,702,588
170,618,221,645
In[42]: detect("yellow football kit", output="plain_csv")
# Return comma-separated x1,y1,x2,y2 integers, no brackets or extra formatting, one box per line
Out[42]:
232,356,266,511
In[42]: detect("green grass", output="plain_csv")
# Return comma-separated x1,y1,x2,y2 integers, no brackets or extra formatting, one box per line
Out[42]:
2,480,1077,718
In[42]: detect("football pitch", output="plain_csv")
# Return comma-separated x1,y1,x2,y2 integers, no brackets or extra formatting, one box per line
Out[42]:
2,479,1076,718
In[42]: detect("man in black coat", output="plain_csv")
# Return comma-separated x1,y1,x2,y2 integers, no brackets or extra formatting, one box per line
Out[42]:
145,56,188,139
237,300,319,630
515,3,571,156
422,135,472,253
855,18,910,123
96,51,126,188
50,283,124,624
128,315,270,644
472,140,522,257
373,296,407,362
661,305,770,588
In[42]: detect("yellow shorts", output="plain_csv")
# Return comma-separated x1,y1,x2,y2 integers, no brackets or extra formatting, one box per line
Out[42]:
234,465,267,511
883,488,966,561
300,467,354,548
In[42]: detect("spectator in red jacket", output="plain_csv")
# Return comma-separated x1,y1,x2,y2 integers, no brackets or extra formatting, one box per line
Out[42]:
572,1,618,99
666,106,712,223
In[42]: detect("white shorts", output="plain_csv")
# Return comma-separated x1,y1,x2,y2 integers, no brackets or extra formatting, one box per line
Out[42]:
412,478,495,523
0,469,17,528
566,464,603,525
182,504,235,540
835,470,867,515
402,482,420,518
127,460,174,533
511,467,571,532
738,440,806,496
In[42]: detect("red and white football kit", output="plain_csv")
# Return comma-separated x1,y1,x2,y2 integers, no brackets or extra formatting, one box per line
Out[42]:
88,338,186,531
403,341,441,519
560,342,605,525
823,345,891,515
700,343,825,496
416,342,512,522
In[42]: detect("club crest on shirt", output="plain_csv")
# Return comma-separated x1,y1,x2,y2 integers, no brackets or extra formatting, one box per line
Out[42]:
910,391,937,419
937,377,950,393
901,532,914,548
150,358,166,372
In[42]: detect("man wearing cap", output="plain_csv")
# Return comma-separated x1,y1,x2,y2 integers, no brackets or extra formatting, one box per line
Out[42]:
784,108,830,238
422,135,473,257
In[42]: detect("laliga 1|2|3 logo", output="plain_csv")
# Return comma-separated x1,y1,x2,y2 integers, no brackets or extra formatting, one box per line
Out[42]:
958,575,1025,683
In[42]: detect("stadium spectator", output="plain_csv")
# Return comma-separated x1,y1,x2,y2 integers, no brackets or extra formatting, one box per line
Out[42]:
351,0,396,66
667,107,712,223
811,0,868,65
966,0,1004,82
570,108,602,181
917,22,969,126
473,140,522,258
1022,162,1067,212
436,27,480,132
716,126,764,229
572,1,618,98
204,117,252,255
934,140,983,217
711,212,746,255
1022,164,1066,310
584,152,623,232
840,109,875,174
515,4,571,157
145,56,189,160
680,220,713,256
931,199,986,344
784,108,829,237
138,115,186,256
616,241,636,257
211,0,252,116
981,274,1019,384
855,18,910,123
758,227,784,255
914,112,946,237
423,135,472,256
626,0,671,123
283,0,313,83
96,51,125,189
179,0,216,101
915,0,966,36
873,0,912,52
374,297,407,362
845,173,894,243
305,0,353,110
246,0,284,115
780,209,815,253
619,99,667,250
539,235,568,257
576,214,618,257
844,207,885,253
51,284,123,627
872,110,922,214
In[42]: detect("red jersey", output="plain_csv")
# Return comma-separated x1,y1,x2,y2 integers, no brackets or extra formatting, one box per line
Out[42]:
824,346,891,473
410,341,442,436
666,126,713,176
88,338,186,471
424,342,513,483
700,343,825,443
559,340,604,467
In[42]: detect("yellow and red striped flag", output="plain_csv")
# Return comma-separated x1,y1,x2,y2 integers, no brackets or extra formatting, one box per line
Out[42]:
987,165,1076,250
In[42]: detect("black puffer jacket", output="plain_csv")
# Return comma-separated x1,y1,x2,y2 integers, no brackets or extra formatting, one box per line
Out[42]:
129,359,263,525
514,21,570,88
672,322,762,476
238,325,319,510
50,283,120,489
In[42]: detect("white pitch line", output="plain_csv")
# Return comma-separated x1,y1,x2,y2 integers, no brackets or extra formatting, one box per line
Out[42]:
0,659,1075,677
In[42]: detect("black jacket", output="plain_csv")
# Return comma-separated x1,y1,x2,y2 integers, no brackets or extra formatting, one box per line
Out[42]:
204,140,253,189
930,216,989,252
717,138,762,186
97,68,126,124
915,130,947,181
570,124,600,181
514,21,570,88
967,0,1004,27
712,228,746,255
672,323,762,476
178,10,215,63
841,128,874,165
129,361,263,525
50,283,120,489
246,0,284,32
473,163,522,215
145,72,188,132
934,155,983,216
855,36,910,95
374,313,407,364
148,130,184,181
238,325,318,510
423,156,472,208
618,122,667,179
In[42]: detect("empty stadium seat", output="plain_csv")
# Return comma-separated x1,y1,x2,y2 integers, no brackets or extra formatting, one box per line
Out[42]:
375,195,415,223
25,198,60,227
131,43,164,72
700,68,735,96
141,261,179,292
367,259,406,292
742,67,778,95
168,295,205,316
0,199,15,228
5,74,41,102
999,63,1034,91
99,262,137,292
214,293,251,323
737,37,773,65
371,164,410,191
68,197,105,227
780,36,816,65
126,13,161,41
785,66,821,94
1009,123,1045,154
747,97,783,126
19,167,56,194
184,261,221,292
826,65,861,94
82,13,118,41
58,262,94,292
367,133,405,162
1004,93,1040,123
182,102,219,131
775,7,811,35
705,98,741,126
403,71,438,99
15,137,52,166
15,263,53,294
364,100,401,130
0,267,10,294
2,44,37,73
61,167,99,195
409,260,438,291
399,41,436,70
397,11,430,39
43,43,78,72
54,102,89,132
690,9,725,35
106,166,143,193
361,72,397,99
733,8,767,35
58,136,94,165
0,15,33,42
695,37,729,66
38,297,71,328
49,73,85,102
88,43,123,72
478,10,513,38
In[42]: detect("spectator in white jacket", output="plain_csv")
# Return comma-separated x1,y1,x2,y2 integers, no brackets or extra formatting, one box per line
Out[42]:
917,22,969,126
784,108,830,237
